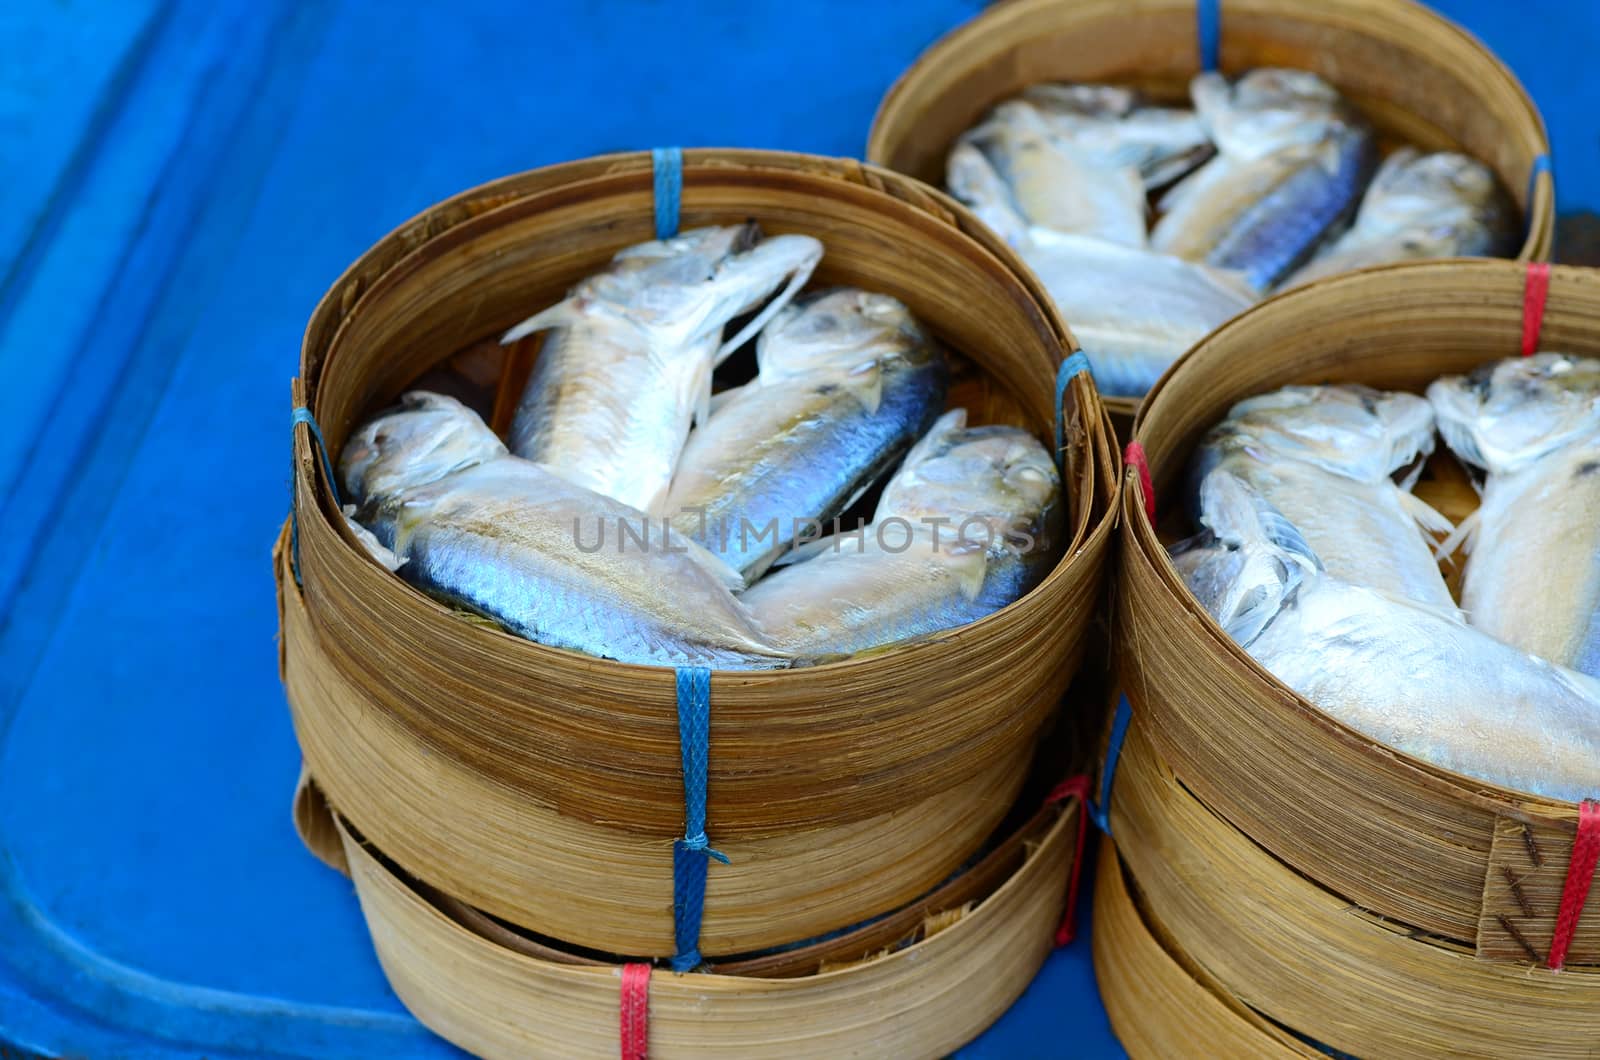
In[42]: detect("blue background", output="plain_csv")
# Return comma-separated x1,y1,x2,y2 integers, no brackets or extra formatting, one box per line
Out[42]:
0,2,1595,1056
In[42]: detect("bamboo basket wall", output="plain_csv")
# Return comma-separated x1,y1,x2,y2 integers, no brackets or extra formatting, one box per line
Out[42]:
281,149,1119,957
1118,260,1600,966
865,0,1554,419
1093,842,1313,1060
1107,716,1600,1058
325,796,1078,1060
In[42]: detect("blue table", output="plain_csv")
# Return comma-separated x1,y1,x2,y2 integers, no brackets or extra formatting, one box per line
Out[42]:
1,2,1594,1056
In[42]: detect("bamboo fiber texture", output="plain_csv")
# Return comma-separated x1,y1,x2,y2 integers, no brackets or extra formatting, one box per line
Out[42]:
1092,841,1313,1060
282,149,1119,955
331,800,1077,1060
1118,260,1600,965
865,0,1554,418
1109,716,1600,1058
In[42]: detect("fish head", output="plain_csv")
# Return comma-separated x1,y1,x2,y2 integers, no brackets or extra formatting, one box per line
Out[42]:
755,289,934,387
1428,354,1600,471
580,225,823,359
1174,468,1321,645
1360,149,1507,233
1210,385,1437,483
1194,68,1356,160
946,141,1031,248
1020,83,1140,121
338,391,508,510
877,413,1062,552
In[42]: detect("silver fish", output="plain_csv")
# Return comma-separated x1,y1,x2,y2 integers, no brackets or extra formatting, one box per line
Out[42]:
1177,469,1600,803
1152,69,1376,293
743,411,1062,656
340,391,508,510
960,99,1148,247
1019,231,1255,398
1189,384,1456,609
1285,148,1515,288
503,224,823,514
1429,354,1600,675
344,395,790,669
1021,83,1213,188
664,289,946,584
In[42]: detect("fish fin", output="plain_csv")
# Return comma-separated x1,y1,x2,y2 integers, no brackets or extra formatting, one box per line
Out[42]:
946,543,991,602
1397,489,1455,540
674,530,748,592
840,361,885,414
501,298,587,344
715,239,823,363
899,409,969,472
1433,507,1480,562
769,533,839,569
688,357,715,428
341,508,406,572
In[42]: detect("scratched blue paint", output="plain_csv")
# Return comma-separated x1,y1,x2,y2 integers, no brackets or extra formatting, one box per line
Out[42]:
0,0,1594,1056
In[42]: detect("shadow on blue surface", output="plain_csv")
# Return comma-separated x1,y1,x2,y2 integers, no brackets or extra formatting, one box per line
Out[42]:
0,0,1596,1056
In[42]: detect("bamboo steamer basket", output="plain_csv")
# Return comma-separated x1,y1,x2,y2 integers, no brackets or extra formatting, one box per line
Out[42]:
282,149,1119,957
1107,716,1600,1058
866,0,1554,420
1093,842,1313,1059
318,792,1079,1059
1118,260,1600,966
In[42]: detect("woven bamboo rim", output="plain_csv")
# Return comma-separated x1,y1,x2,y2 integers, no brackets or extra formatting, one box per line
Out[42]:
1111,715,1600,1058
282,150,1119,954
277,530,1034,955
1093,841,1312,1059
329,798,1076,1059
866,0,1554,419
1119,260,1600,965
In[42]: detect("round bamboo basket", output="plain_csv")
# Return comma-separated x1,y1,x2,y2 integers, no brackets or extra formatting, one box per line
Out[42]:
325,795,1077,1059
1108,715,1600,1058
1093,842,1313,1059
1118,260,1600,967
866,0,1554,419
282,149,1119,956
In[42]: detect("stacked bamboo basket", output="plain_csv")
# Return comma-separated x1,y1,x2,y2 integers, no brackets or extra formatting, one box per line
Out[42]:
276,149,1119,1058
1106,261,1600,1059
866,0,1554,422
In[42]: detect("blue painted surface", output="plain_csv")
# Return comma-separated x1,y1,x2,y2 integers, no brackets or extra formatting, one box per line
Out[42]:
0,1,1594,1056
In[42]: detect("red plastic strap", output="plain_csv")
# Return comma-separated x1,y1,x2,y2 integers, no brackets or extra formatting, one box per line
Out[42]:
1124,441,1155,521
1521,262,1551,357
619,962,652,1060
1043,774,1093,946
1548,799,1600,971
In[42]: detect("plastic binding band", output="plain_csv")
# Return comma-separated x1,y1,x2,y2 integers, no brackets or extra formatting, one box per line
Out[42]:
1089,695,1133,836
653,147,683,241
1547,799,1600,971
1521,261,1551,357
1043,775,1093,946
1124,441,1155,521
619,962,652,1059
1054,351,1091,477
289,405,342,588
1197,0,1221,72
671,666,727,973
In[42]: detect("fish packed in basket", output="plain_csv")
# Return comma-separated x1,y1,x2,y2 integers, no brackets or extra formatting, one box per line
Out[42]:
339,223,1065,669
1172,354,1600,801
947,69,1516,399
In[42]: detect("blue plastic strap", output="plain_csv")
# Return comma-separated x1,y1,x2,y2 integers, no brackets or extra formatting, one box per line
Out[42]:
653,147,683,241
1054,351,1091,477
1197,0,1220,72
1089,694,1133,835
289,405,341,587
1525,153,1552,241
671,666,726,973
